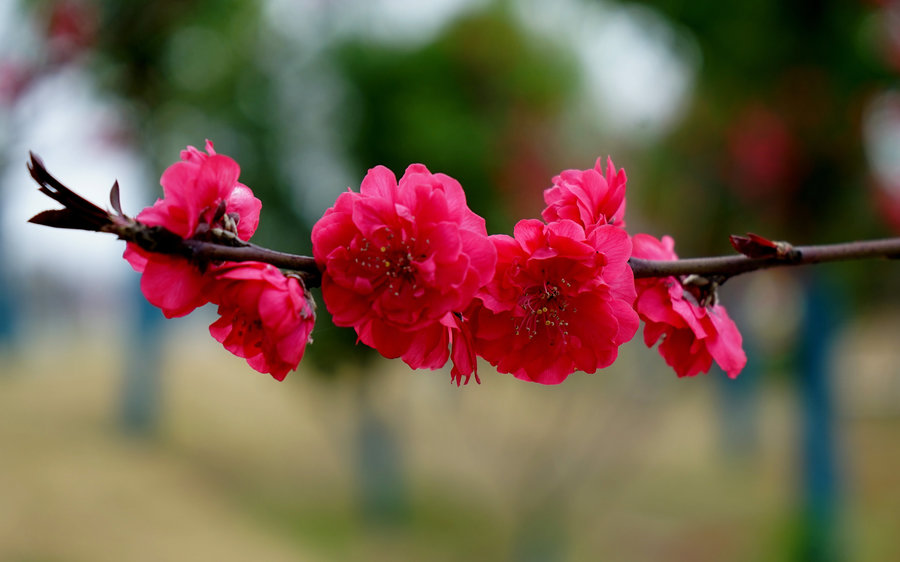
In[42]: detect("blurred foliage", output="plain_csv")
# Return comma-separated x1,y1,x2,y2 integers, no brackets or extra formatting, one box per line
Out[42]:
334,5,576,233
87,0,303,249
633,0,898,305
636,0,885,242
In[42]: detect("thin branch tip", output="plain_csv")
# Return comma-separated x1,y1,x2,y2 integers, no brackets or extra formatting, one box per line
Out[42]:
26,152,115,232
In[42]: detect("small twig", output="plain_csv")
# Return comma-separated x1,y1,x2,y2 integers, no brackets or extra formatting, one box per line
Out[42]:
27,151,117,232
629,238,900,280
181,240,321,286
25,152,324,286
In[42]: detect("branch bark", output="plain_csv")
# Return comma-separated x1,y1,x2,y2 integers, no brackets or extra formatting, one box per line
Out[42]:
629,238,900,280
181,239,321,286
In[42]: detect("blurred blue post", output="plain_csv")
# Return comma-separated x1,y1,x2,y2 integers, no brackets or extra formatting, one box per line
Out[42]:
512,509,567,562
0,266,18,355
0,229,19,355
356,375,408,524
795,272,843,561
716,277,761,459
119,282,163,435
716,335,760,458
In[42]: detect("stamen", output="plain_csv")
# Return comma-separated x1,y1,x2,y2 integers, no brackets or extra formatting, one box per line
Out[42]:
513,283,571,344
349,234,419,294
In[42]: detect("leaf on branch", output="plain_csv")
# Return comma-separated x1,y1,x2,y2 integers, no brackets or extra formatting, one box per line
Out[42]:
27,152,115,232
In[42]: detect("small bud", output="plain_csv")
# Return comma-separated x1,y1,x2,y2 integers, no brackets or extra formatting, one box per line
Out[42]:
730,232,796,259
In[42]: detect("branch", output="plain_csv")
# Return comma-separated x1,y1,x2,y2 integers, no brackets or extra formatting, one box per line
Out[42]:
27,151,117,231
25,152,900,290
26,152,324,287
629,238,900,280
181,240,320,286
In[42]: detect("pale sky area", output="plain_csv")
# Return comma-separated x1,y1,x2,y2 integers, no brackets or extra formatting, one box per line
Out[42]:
2,68,149,285
0,2,147,287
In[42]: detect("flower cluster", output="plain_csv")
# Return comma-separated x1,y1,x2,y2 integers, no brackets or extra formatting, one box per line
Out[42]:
631,235,746,378
125,141,314,380
311,155,743,384
127,144,745,384
465,157,638,383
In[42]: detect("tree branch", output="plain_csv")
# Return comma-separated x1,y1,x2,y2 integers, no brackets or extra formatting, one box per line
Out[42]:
629,238,900,280
26,152,900,291
182,240,321,286
26,152,325,286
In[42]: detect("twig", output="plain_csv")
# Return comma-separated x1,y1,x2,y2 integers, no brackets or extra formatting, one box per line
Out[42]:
26,152,324,286
629,238,900,280
181,240,320,286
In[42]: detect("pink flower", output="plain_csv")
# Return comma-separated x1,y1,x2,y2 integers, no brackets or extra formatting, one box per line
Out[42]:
208,262,315,381
123,140,262,317
470,219,639,384
541,156,627,230
631,234,747,378
311,164,496,380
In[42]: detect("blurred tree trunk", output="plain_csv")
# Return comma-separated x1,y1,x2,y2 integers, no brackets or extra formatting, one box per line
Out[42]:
795,272,844,562
356,373,408,524
119,282,163,435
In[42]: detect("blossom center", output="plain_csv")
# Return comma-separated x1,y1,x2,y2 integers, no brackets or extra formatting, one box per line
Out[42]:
351,230,424,296
231,315,264,349
514,281,571,344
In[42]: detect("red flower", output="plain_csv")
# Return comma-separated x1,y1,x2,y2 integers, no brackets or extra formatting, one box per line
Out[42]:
208,262,315,381
631,234,746,378
541,156,627,230
123,141,261,317
470,219,638,384
311,164,496,379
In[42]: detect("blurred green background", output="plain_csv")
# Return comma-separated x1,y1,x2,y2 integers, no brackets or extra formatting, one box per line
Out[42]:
1,0,899,560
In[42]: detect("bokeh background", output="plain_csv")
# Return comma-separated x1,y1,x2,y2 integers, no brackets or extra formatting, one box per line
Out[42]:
2,0,900,560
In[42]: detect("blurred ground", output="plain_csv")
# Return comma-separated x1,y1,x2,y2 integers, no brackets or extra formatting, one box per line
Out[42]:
2,311,899,562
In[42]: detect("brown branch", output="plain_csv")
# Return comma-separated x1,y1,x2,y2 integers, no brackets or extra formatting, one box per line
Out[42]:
27,151,117,231
26,152,324,287
629,238,900,279
26,151,900,291
181,240,321,286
